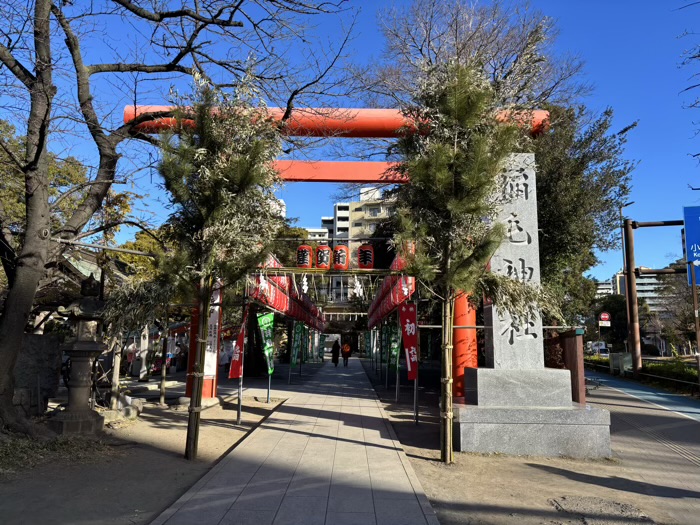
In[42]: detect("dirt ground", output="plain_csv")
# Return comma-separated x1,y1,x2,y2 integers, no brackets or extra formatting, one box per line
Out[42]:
363,360,692,525
1,360,697,525
0,380,281,525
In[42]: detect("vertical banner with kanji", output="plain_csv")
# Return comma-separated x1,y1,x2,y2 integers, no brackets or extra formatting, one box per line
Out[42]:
389,323,400,369
382,325,389,363
257,312,275,375
318,334,326,359
291,321,303,366
303,325,310,362
228,305,248,379
204,284,223,379
399,303,418,381
364,331,371,358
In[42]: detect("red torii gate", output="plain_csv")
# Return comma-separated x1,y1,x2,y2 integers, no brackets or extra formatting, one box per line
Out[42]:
124,106,549,184
126,105,549,397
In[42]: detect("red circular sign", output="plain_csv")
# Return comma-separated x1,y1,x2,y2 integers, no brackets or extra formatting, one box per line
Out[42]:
599,312,611,322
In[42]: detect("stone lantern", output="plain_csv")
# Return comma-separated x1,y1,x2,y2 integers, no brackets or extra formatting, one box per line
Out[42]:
49,275,106,434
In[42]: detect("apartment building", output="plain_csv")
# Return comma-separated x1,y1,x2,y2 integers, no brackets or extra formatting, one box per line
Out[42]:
594,280,613,299
305,187,394,303
613,269,665,314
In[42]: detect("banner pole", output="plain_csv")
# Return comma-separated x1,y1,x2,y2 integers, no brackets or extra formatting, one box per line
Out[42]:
237,348,244,425
385,321,390,390
267,373,271,404
395,311,401,403
414,376,418,424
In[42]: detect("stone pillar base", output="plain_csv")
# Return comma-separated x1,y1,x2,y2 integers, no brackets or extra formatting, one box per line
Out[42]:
464,368,573,407
453,403,611,458
48,409,104,435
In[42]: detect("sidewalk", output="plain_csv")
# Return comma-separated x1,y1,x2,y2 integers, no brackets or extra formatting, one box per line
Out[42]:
151,359,439,525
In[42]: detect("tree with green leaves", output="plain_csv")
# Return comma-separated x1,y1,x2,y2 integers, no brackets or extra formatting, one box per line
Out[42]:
392,65,555,463
657,260,695,352
364,0,635,325
158,78,284,459
534,105,636,322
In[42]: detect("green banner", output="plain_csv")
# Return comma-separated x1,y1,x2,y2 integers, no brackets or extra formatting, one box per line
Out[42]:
319,334,326,359
291,321,303,366
257,312,275,375
381,326,388,363
303,325,310,362
389,323,400,369
364,331,371,358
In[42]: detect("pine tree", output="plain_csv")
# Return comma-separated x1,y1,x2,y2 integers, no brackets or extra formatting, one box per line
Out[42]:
392,65,554,463
158,77,284,459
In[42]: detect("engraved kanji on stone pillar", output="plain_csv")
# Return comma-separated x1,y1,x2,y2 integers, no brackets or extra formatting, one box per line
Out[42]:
484,153,545,369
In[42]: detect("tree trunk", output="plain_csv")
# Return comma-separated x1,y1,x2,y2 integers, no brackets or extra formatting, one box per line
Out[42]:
0,0,54,433
185,276,211,460
440,293,455,464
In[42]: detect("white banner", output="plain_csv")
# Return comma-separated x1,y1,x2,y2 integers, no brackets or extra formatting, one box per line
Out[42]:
204,284,222,378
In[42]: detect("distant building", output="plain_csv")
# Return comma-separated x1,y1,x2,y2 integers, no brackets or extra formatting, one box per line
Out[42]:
594,280,613,299
306,228,328,243
349,187,393,260
612,269,665,314
303,187,395,303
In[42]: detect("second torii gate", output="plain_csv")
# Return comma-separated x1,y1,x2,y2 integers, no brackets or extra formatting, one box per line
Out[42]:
124,105,550,396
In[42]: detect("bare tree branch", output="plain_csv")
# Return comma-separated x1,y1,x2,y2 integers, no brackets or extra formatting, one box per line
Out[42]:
112,0,244,27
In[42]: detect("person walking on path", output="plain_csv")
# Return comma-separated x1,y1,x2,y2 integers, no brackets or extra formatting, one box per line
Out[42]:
331,340,340,367
341,342,352,367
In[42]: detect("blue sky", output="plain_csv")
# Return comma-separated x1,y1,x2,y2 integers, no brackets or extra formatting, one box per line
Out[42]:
278,1,700,281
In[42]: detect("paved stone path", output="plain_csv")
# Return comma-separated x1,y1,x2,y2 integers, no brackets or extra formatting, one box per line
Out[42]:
151,359,439,525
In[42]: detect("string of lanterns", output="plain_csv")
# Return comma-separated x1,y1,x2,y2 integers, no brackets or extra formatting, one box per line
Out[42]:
296,244,375,270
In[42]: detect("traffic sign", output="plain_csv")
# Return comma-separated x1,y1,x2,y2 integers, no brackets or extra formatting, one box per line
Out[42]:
599,312,611,322
598,320,611,327
683,206,700,263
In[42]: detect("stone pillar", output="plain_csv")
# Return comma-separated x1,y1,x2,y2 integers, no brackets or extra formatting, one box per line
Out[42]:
467,154,572,407
456,154,610,458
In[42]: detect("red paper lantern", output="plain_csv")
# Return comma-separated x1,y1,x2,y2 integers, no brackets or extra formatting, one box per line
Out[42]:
296,245,313,269
332,245,349,270
316,245,332,270
358,244,374,269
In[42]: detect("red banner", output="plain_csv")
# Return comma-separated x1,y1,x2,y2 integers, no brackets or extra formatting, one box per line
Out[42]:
399,302,418,381
228,306,248,379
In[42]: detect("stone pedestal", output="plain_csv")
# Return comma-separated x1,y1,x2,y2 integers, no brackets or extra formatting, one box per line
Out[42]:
455,154,610,458
454,404,611,458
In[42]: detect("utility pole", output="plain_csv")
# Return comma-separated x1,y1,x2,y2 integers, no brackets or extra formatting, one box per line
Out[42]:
623,219,642,378
619,201,634,351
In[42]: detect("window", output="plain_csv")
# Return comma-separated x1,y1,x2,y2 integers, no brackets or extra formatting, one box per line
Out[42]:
368,206,381,217
353,222,363,227
337,227,348,233
337,205,349,211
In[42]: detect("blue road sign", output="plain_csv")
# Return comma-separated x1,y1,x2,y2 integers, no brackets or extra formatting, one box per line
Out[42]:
683,207,700,263
683,207,700,286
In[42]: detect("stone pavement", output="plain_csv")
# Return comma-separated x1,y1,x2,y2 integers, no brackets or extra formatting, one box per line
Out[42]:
150,359,439,525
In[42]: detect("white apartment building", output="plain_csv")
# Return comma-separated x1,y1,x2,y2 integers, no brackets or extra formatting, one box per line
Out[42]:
594,280,613,299
612,269,665,314
305,187,394,303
